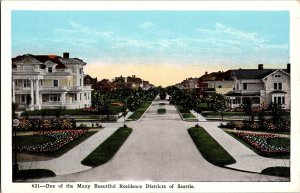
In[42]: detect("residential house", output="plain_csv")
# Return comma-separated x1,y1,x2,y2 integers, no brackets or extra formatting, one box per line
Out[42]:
226,64,290,109
92,79,116,91
12,52,93,110
84,75,97,86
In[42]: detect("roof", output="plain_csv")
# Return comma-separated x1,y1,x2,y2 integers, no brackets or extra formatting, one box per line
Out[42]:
199,70,233,81
28,54,67,69
231,69,275,80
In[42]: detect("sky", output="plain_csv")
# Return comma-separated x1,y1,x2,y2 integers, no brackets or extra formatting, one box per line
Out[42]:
11,11,290,87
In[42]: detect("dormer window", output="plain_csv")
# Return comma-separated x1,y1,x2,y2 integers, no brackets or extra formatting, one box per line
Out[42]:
48,67,52,73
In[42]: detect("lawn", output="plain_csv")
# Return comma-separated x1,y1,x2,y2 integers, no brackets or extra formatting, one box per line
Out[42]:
128,101,152,120
261,167,290,177
14,169,55,180
188,127,236,166
15,131,98,157
176,105,196,119
224,130,290,159
157,108,166,114
81,127,132,167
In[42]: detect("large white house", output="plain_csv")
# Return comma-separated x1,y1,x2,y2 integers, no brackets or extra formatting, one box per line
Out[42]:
12,52,93,110
225,64,290,110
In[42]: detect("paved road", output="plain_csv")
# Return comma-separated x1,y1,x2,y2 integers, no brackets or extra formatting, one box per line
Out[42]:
30,99,288,182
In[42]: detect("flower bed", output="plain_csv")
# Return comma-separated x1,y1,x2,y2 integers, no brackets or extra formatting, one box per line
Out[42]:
17,130,88,153
220,119,290,131
16,118,76,131
235,131,290,154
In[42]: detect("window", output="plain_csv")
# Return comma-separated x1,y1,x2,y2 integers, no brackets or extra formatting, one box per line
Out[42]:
218,85,222,88
274,83,277,90
21,95,26,102
252,97,260,104
275,74,281,78
80,93,82,101
84,93,87,100
80,79,82,86
40,80,43,86
236,83,239,90
49,94,60,102
23,80,30,88
278,83,282,90
53,80,59,87
274,82,282,90
74,94,77,101
15,81,18,86
243,83,247,90
273,96,285,105
48,67,52,73
80,68,83,74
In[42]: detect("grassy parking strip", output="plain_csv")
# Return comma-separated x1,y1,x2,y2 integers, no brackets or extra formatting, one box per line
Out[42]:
157,108,166,114
81,127,132,167
128,101,151,120
261,167,290,177
188,127,236,166
176,105,196,120
14,169,55,180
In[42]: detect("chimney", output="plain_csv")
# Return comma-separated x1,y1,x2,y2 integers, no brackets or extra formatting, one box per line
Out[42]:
63,52,69,59
287,63,290,73
258,64,263,70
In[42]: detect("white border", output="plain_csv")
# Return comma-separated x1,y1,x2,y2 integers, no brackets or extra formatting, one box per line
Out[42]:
2,1,300,193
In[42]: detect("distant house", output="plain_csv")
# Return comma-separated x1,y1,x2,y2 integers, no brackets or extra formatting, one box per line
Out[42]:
12,52,93,110
113,75,154,90
225,64,290,110
84,75,97,86
198,70,234,94
92,79,116,91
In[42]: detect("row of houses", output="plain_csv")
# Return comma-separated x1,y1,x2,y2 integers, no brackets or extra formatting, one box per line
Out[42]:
84,75,155,91
175,64,291,110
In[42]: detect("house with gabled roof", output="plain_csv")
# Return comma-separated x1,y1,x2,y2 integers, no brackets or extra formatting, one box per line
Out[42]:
12,52,93,110
225,64,290,109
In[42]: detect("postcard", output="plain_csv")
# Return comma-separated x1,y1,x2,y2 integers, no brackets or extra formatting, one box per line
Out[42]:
1,1,300,193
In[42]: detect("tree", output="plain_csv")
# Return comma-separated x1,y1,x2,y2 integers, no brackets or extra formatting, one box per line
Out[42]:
121,100,128,127
209,94,227,120
269,102,284,123
159,89,167,100
240,97,254,122
92,90,110,115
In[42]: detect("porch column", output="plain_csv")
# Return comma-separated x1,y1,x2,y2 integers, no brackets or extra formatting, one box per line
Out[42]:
30,79,34,106
61,92,66,106
12,79,15,103
35,79,40,109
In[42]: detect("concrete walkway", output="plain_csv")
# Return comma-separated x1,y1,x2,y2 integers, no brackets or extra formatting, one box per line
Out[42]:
190,110,207,122
30,98,288,182
19,126,120,175
186,114,290,173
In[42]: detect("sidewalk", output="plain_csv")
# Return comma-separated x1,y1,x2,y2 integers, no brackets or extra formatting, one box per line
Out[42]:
19,126,120,175
190,110,207,122
198,120,290,173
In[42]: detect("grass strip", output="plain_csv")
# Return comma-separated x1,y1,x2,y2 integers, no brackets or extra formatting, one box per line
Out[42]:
14,169,55,180
81,127,132,167
261,167,290,177
128,101,151,120
188,127,236,166
157,108,166,114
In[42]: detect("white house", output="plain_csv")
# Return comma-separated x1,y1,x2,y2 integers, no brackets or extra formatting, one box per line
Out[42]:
12,52,93,110
226,64,290,110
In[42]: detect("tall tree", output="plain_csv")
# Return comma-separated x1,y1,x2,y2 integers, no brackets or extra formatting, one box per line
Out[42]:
240,97,254,122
